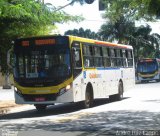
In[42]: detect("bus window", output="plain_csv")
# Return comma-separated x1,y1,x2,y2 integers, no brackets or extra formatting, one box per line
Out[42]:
122,49,127,67
72,42,82,77
73,48,82,67
102,47,109,57
127,50,133,67
116,49,123,67
110,48,115,57
18,55,25,77
102,47,111,67
116,49,121,57
83,44,94,68
94,46,103,67
110,48,117,67
22,49,71,79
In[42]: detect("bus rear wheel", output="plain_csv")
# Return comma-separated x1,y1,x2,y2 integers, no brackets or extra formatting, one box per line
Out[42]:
109,82,123,102
34,104,47,112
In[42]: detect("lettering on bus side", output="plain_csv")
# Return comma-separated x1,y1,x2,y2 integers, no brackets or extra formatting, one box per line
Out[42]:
89,73,101,79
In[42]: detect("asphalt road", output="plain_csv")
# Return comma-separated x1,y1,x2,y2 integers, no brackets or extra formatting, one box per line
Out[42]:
1,82,160,136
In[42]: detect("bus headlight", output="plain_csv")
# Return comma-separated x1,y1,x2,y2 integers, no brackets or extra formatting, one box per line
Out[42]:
14,87,22,95
59,84,71,96
14,87,18,92
66,84,71,90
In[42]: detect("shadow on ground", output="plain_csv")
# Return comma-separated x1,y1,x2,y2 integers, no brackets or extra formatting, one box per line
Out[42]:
0,97,130,120
0,98,111,120
1,110,160,136
0,96,159,135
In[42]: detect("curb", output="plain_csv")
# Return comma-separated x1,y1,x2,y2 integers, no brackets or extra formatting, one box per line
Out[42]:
0,101,23,115
0,108,10,114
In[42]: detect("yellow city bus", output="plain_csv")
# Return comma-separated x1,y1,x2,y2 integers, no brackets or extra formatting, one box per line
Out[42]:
13,35,135,111
136,58,160,83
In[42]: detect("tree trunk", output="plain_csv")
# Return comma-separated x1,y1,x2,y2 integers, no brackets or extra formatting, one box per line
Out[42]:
3,72,11,89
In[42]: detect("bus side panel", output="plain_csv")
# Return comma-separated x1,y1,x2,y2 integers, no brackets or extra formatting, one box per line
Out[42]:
103,69,119,96
95,69,104,98
81,70,95,100
91,70,101,98
103,69,111,96
83,68,121,99
114,69,121,94
72,72,84,102
56,89,74,103
82,69,105,99
123,68,135,92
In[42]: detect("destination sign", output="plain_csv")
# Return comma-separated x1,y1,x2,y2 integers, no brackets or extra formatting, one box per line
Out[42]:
35,39,55,46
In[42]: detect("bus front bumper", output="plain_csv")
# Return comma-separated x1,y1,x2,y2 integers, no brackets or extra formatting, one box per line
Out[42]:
14,89,74,105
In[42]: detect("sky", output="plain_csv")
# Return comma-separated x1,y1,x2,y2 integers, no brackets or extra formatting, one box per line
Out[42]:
45,0,160,35
45,0,105,34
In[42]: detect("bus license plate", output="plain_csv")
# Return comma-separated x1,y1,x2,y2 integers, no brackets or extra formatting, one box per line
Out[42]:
35,97,45,102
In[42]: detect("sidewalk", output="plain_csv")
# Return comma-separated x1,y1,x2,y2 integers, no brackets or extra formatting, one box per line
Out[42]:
0,86,23,114
0,86,14,101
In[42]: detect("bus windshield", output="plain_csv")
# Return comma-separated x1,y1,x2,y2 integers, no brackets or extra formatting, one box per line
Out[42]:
14,46,71,86
137,61,158,73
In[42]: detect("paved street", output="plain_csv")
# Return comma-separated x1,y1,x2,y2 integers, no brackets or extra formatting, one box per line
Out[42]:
0,82,160,136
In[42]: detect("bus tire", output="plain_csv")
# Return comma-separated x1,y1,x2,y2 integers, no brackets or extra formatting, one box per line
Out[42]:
34,104,47,112
83,84,94,108
109,81,123,102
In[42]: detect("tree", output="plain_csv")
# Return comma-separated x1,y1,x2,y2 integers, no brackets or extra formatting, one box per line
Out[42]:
65,27,100,39
151,33,160,58
99,17,159,61
132,26,152,59
151,33,160,51
0,0,83,88
0,0,83,73
98,0,160,63
101,0,160,22
99,16,135,43
128,28,160,61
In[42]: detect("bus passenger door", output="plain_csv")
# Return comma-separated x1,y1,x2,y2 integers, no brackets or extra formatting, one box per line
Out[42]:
72,42,83,102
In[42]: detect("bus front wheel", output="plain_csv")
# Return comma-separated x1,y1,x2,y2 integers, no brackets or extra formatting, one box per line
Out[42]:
83,85,93,108
34,104,47,112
